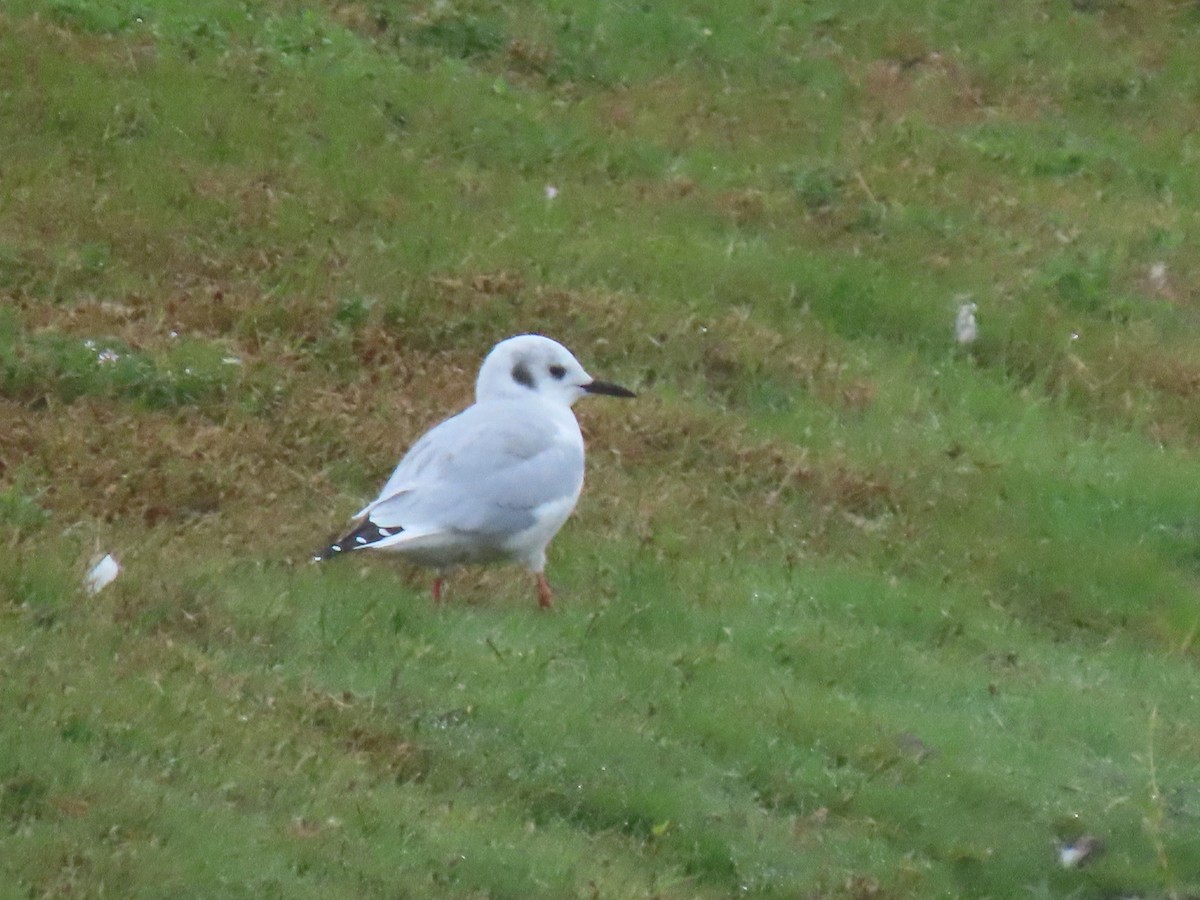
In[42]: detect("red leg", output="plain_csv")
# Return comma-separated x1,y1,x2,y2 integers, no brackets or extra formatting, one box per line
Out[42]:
535,573,553,609
431,577,444,604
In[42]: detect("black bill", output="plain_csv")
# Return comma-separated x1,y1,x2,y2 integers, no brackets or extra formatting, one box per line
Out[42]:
583,379,636,398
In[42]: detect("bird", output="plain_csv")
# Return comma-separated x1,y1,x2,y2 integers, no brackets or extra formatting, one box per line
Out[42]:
315,334,635,608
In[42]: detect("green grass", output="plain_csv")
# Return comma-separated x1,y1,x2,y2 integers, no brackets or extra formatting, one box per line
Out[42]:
4,0,1200,896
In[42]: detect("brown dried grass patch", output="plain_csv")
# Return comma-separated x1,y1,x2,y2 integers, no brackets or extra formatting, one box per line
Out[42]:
4,273,895,576
3,400,269,524
297,689,429,782
601,399,899,523
1144,357,1200,400
859,49,989,126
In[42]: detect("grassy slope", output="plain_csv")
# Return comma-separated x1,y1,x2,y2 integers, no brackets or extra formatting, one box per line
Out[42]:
3,0,1200,896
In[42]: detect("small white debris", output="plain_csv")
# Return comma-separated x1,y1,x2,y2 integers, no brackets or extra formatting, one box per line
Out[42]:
1058,835,1102,869
83,339,121,364
955,301,978,345
1149,261,1168,288
85,554,121,594
221,356,243,366
544,185,559,201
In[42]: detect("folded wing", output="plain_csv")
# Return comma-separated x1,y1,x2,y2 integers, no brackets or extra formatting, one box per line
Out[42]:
352,401,585,551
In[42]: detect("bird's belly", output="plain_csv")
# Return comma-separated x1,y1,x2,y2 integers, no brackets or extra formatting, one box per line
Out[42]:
502,492,579,555
388,533,512,570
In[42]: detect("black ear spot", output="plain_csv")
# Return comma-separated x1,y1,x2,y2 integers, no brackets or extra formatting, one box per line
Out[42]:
512,361,534,388
548,364,566,380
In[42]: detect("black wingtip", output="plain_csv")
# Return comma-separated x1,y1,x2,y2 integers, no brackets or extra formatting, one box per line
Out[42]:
314,520,402,562
313,540,344,562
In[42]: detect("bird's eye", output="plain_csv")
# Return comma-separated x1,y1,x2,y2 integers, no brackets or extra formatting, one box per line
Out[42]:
548,364,567,380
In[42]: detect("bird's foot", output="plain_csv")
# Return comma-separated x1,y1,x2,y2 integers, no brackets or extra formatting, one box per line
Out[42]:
535,573,553,609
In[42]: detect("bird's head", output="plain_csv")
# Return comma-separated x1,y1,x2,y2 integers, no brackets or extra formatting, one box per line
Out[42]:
475,334,635,407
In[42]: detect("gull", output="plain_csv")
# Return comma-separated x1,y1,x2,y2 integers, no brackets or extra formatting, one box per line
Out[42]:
315,334,635,608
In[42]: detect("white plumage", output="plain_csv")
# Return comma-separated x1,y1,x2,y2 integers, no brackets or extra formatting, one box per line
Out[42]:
316,334,634,607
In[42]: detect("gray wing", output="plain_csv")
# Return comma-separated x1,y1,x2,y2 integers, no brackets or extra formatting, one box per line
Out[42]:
361,402,584,538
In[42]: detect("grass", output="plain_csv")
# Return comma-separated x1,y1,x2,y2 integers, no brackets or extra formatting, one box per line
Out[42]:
3,0,1200,896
